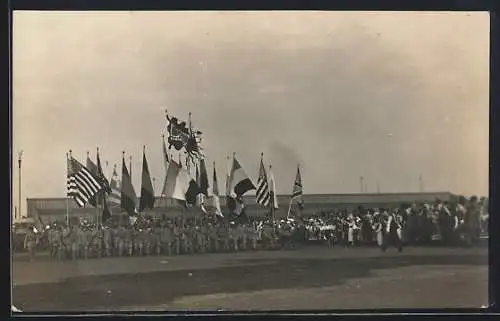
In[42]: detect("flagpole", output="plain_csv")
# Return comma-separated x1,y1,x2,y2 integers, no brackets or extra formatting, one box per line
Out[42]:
286,198,293,220
66,150,71,226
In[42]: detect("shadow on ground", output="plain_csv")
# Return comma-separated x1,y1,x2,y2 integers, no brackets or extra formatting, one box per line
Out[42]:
13,251,487,312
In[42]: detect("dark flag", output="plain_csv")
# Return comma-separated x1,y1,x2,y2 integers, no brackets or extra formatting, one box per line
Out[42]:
86,152,99,207
140,146,155,211
121,153,137,216
96,148,112,222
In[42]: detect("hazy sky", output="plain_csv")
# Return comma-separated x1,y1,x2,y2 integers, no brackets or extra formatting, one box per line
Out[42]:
12,11,489,207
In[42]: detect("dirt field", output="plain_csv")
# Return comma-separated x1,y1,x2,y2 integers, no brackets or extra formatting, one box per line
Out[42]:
11,245,488,312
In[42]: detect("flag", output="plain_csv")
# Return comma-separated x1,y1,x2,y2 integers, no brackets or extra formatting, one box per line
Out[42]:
227,155,255,216
121,155,137,216
161,135,170,196
292,165,304,208
199,159,209,196
225,155,231,196
96,149,111,194
96,149,112,222
162,159,200,206
256,154,270,207
139,147,155,211
195,164,207,214
162,135,169,171
287,165,304,219
269,163,279,209
108,165,121,206
85,153,99,208
228,156,256,198
67,155,104,208
211,162,223,217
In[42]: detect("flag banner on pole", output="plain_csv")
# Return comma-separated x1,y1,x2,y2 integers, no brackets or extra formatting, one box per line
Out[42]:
86,153,100,207
67,155,104,208
195,164,207,213
161,135,169,196
162,159,201,206
227,155,255,216
292,165,304,208
108,165,121,205
140,147,155,211
211,163,223,217
96,149,111,194
121,155,137,216
256,154,270,207
269,163,279,209
228,156,256,198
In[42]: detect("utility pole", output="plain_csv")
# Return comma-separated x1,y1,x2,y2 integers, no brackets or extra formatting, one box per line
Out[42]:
18,150,23,221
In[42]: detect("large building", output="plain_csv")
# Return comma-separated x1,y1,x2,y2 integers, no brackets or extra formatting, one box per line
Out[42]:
27,191,455,223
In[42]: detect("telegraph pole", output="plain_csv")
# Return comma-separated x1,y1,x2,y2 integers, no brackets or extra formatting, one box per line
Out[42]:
18,150,23,221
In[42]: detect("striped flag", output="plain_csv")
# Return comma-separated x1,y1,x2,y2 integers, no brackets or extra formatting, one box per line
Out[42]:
67,155,104,208
108,165,121,206
256,153,270,207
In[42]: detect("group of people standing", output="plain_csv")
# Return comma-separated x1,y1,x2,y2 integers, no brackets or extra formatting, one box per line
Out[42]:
21,196,487,261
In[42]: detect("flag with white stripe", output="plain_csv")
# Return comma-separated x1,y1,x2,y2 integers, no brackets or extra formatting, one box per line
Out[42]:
108,164,121,205
269,163,279,209
67,155,104,207
256,153,270,207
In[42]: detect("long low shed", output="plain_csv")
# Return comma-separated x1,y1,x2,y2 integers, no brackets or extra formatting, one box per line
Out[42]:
27,192,454,222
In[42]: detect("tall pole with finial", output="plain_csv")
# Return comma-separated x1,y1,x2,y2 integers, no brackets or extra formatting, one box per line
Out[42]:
67,150,72,226
17,150,23,221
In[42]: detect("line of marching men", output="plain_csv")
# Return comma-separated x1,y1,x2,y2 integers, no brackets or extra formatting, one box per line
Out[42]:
42,219,290,261
24,196,486,261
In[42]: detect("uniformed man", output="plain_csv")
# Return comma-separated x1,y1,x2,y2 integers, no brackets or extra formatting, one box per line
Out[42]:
386,210,403,252
208,224,219,252
103,226,112,257
372,211,385,251
172,223,181,255
153,224,162,256
93,227,103,258
82,226,93,260
70,225,81,260
24,226,39,261
161,225,173,256
112,225,120,257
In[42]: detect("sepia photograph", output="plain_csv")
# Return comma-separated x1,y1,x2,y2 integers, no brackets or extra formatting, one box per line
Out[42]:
11,11,489,312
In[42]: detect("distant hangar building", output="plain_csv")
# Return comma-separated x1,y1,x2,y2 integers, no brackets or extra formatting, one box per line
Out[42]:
27,192,455,223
